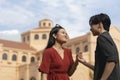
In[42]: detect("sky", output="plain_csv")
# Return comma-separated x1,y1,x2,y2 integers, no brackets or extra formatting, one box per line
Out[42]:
0,0,120,42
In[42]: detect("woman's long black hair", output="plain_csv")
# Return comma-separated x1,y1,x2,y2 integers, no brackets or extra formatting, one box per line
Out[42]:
45,24,64,49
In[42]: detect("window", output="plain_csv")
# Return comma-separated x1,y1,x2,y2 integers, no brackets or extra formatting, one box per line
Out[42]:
2,53,7,60
30,77,36,80
37,57,40,61
12,54,17,61
84,45,88,52
42,34,47,39
49,23,51,26
23,37,25,42
34,34,39,40
27,36,30,41
22,56,26,62
39,22,41,26
31,57,35,63
43,22,46,26
76,47,80,53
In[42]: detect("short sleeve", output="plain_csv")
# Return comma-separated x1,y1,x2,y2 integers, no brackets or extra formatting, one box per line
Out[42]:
38,49,51,73
98,36,118,62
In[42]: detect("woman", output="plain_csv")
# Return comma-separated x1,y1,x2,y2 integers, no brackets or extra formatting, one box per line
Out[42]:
38,24,79,80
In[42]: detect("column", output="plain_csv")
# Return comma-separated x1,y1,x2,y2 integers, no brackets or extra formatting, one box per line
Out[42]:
17,52,21,65
0,44,3,62
0,49,2,62
26,52,30,80
8,50,12,63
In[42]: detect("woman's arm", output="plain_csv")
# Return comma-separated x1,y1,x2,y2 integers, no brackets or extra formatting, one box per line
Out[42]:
41,72,47,80
67,58,78,76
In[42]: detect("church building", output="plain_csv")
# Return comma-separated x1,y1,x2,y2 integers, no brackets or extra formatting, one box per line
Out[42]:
0,19,120,80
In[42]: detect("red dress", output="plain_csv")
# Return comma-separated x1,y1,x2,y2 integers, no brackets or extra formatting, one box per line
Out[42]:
38,47,74,80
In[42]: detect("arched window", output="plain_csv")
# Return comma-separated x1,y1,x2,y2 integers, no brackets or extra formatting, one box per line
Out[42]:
42,34,47,39
49,23,51,26
84,45,88,52
39,22,41,26
22,56,26,62
43,22,46,26
37,57,40,61
2,53,7,60
12,54,17,61
34,34,39,40
30,77,36,80
20,78,24,80
23,37,25,42
27,36,30,41
31,57,35,63
76,47,80,53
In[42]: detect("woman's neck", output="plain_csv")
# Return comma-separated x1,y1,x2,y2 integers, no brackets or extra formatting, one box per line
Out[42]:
53,42,63,50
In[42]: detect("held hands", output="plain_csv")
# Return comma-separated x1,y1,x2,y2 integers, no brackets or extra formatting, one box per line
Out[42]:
76,52,94,70
76,52,86,63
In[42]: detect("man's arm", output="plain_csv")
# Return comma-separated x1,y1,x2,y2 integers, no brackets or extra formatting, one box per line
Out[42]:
77,52,94,70
100,62,115,80
79,59,94,70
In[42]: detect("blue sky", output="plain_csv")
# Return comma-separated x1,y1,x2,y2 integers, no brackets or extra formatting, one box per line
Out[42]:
0,0,120,41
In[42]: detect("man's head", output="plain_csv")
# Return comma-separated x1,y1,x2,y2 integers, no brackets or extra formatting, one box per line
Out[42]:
89,13,111,36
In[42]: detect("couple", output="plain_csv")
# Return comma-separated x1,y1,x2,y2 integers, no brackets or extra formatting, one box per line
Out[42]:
38,13,120,80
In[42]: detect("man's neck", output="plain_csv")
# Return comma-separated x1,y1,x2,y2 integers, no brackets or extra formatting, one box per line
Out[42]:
99,29,107,35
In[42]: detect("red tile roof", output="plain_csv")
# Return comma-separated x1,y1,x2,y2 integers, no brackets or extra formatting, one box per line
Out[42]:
65,32,90,44
0,39,36,51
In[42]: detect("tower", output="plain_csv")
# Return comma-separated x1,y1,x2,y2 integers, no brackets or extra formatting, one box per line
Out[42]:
21,19,53,51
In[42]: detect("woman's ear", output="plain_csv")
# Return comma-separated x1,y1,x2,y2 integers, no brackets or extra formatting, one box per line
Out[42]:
53,34,56,39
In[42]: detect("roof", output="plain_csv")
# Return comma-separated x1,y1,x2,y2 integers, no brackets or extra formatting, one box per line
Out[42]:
66,32,90,44
0,39,36,51
110,25,120,32
40,18,53,22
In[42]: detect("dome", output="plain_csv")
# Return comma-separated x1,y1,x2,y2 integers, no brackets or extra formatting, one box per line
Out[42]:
39,19,53,28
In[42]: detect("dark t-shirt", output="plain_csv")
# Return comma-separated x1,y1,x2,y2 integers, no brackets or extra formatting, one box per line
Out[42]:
94,32,120,80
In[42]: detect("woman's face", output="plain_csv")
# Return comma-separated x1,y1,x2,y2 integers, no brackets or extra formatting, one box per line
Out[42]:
54,29,69,44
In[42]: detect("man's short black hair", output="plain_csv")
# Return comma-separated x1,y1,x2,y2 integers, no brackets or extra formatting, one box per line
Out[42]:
89,13,111,31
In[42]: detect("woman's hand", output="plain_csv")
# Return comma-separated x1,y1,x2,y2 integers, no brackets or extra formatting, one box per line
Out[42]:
77,52,86,63
76,52,94,70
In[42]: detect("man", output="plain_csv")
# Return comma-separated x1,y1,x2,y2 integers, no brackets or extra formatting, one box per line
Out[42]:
78,13,120,80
